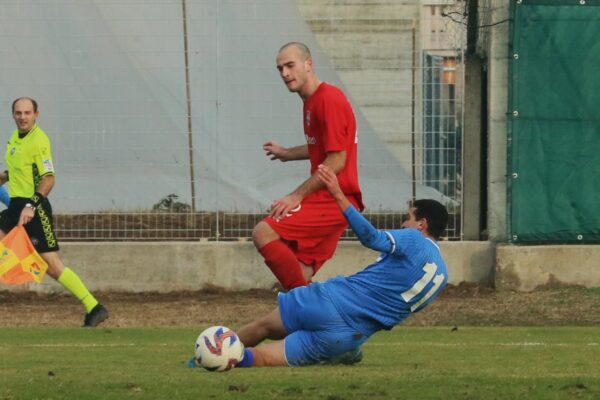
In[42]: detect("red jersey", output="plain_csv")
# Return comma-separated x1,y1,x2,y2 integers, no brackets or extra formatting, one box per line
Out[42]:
303,82,364,210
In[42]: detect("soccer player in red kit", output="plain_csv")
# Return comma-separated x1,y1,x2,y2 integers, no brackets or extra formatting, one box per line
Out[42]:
252,42,363,290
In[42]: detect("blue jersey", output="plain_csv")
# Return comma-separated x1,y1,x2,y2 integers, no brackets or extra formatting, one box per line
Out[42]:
324,206,448,336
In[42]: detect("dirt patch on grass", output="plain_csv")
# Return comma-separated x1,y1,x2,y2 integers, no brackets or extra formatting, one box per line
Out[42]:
411,283,600,327
0,283,598,328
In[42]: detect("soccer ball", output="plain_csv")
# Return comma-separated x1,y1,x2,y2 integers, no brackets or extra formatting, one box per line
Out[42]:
194,326,244,372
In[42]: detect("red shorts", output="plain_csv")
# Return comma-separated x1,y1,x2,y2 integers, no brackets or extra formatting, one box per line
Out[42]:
264,190,360,272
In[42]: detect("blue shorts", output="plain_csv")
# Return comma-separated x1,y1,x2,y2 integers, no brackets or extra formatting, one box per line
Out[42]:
278,282,368,367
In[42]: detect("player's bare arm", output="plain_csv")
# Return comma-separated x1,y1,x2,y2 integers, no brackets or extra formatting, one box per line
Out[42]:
263,141,309,162
317,164,351,212
0,171,7,185
270,151,346,220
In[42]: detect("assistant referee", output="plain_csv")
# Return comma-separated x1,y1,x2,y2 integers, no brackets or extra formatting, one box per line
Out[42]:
0,97,108,327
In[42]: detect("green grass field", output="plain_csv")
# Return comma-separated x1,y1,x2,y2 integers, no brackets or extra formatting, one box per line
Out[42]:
0,327,598,399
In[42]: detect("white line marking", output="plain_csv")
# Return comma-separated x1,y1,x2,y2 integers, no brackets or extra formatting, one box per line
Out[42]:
0,343,177,348
366,342,599,347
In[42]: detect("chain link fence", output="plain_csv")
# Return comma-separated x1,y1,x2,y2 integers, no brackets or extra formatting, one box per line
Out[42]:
0,1,466,241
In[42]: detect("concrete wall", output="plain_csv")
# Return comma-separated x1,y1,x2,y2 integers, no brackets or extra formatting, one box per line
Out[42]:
5,241,598,294
496,245,600,291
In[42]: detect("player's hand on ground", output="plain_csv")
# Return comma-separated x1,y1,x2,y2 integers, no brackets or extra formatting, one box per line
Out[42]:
263,141,287,161
270,193,301,221
18,207,35,226
317,164,343,198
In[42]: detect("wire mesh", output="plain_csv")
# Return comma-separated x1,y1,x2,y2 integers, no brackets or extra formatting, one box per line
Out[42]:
0,1,467,241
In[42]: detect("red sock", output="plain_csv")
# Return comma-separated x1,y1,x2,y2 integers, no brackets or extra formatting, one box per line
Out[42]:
259,241,308,290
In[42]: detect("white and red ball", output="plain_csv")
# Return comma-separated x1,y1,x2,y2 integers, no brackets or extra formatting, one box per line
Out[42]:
194,326,244,372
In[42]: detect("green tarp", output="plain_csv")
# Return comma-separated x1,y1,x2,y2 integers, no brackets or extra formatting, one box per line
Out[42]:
508,0,600,242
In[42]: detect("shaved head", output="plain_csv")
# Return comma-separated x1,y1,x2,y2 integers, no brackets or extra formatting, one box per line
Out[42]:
276,42,320,99
278,42,311,61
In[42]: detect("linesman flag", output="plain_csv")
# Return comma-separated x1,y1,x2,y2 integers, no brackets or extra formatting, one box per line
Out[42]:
0,226,48,285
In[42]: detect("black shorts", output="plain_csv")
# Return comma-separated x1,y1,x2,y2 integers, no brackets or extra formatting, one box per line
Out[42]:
0,197,60,253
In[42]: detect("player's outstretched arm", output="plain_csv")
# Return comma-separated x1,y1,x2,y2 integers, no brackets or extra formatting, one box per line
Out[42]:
343,206,394,253
316,163,350,210
318,164,393,253
270,152,345,221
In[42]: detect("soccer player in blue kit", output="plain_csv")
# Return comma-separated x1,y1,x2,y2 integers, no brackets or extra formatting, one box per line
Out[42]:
234,164,449,367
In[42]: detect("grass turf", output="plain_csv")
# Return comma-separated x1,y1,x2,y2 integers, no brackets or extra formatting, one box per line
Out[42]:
0,327,598,399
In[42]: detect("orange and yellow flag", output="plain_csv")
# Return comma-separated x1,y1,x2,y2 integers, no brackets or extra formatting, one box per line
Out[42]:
0,226,48,285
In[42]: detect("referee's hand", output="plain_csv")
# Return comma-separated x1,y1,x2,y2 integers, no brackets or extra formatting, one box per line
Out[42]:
18,207,35,226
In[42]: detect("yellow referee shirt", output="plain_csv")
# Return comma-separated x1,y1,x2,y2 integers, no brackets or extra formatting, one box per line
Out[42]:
5,124,55,198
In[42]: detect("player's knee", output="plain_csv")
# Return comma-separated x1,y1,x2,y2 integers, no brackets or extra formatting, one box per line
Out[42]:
251,222,264,246
300,263,314,281
252,221,278,249
261,313,287,340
